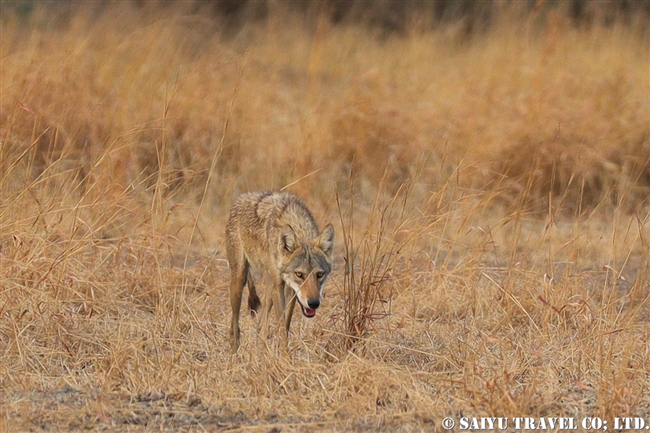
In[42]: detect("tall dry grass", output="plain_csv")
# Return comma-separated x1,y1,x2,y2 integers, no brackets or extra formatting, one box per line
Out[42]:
1,2,649,431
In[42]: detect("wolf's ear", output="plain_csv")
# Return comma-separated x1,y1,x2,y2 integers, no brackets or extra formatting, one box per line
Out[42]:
280,226,297,253
316,223,334,257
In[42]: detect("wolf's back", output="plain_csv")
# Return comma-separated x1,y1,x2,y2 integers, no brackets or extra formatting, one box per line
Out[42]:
230,191,320,243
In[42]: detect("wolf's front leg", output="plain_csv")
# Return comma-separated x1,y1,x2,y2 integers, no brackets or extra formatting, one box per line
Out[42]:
270,278,290,348
227,258,248,354
284,285,297,339
258,280,274,344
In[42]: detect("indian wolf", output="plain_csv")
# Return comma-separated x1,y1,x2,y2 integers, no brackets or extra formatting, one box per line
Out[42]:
225,191,334,353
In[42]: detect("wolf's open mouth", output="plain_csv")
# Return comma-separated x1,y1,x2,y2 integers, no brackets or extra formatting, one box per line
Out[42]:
301,304,316,318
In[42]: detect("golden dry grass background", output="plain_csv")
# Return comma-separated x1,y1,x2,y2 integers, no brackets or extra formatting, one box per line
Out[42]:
1,2,649,431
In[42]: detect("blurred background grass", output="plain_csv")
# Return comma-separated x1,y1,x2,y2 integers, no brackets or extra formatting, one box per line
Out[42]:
2,0,648,228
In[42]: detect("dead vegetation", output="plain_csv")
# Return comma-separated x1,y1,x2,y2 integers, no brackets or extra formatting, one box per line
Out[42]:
1,2,649,431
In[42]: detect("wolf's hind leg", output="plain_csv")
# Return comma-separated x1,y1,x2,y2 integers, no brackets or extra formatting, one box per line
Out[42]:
247,271,261,316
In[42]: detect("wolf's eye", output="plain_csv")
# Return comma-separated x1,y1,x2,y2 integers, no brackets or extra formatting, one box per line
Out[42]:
316,271,325,279
294,271,304,279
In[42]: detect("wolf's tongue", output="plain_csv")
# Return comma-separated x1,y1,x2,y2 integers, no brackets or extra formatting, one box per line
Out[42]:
302,305,316,318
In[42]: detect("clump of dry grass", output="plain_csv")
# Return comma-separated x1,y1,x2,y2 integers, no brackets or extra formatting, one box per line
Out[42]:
1,2,649,431
330,172,428,356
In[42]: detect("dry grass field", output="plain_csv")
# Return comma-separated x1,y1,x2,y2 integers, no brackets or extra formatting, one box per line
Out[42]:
1,2,649,431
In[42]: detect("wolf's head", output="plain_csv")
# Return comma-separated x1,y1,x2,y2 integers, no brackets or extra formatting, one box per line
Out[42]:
278,224,334,318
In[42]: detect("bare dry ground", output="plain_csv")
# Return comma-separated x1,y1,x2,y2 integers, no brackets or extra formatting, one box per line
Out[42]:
1,2,649,431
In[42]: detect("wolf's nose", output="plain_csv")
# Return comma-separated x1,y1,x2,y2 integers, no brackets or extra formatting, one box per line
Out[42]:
307,299,320,310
